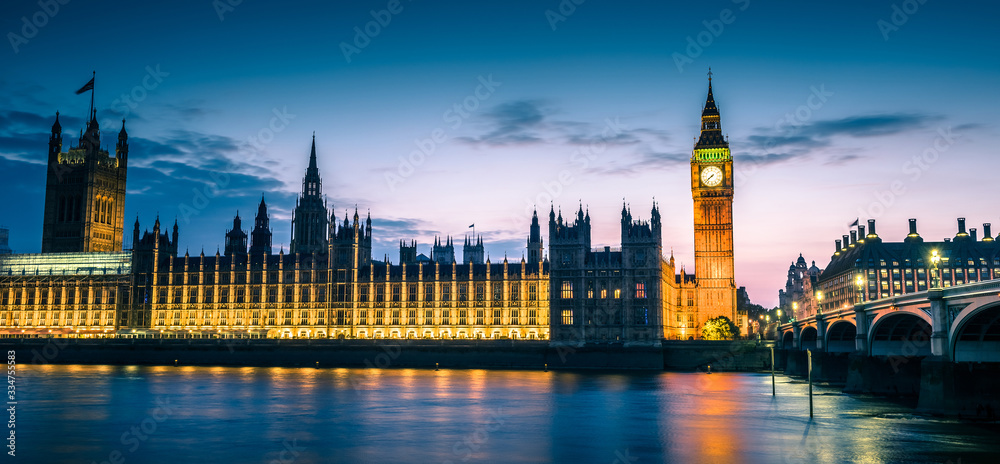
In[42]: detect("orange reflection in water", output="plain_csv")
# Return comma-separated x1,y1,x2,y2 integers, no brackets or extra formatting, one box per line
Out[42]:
662,373,747,463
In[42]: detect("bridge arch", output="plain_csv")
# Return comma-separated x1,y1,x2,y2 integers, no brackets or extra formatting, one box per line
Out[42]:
825,320,857,353
950,302,1000,362
869,312,932,357
781,330,794,349
799,326,817,351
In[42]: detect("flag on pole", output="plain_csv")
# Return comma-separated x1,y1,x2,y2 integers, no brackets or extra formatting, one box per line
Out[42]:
75,77,95,95
468,224,474,228
848,218,859,228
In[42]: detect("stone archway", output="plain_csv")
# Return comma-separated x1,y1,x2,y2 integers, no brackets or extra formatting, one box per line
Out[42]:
799,326,817,351
869,313,932,357
952,304,1000,362
826,321,857,353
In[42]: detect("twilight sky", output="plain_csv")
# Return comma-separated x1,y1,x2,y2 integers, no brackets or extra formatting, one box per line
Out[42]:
2,0,998,307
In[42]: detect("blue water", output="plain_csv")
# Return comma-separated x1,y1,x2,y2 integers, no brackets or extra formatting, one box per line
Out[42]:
12,365,999,463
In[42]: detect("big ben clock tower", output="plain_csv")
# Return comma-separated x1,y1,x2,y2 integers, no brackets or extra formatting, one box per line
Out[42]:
691,70,737,328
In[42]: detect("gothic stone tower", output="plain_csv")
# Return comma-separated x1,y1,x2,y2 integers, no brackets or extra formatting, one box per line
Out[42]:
290,135,329,254
249,196,272,256
690,72,737,328
41,111,128,252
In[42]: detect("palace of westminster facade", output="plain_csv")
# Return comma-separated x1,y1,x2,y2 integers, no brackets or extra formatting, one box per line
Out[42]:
0,79,740,343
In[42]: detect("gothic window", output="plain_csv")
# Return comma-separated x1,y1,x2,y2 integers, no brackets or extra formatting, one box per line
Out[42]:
301,287,310,303
561,281,573,299
424,283,434,302
528,284,537,301
635,282,646,298
634,308,648,325
459,284,468,302
475,283,485,302
561,309,573,325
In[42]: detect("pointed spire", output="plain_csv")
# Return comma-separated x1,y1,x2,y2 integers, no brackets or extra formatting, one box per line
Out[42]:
703,67,718,117
309,132,317,170
695,68,727,151
52,111,61,133
119,118,127,138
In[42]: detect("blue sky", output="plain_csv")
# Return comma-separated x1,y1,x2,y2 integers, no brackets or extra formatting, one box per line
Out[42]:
2,0,998,306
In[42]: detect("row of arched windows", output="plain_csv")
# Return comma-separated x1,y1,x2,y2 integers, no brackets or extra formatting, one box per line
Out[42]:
94,196,115,225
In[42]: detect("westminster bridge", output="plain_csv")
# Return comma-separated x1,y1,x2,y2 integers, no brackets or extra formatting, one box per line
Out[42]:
777,278,1000,416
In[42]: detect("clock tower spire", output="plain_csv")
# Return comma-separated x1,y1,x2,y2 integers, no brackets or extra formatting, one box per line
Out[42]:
690,69,737,334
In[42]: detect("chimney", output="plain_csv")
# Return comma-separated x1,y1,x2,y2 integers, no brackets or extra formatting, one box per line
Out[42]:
835,239,842,253
984,223,993,240
850,230,857,245
971,228,978,241
843,234,850,248
858,225,866,240
958,218,967,235
867,219,877,237
908,218,918,236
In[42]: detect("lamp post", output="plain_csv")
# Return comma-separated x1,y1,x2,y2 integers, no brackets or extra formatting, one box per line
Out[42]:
855,273,865,304
930,249,941,289
815,291,824,314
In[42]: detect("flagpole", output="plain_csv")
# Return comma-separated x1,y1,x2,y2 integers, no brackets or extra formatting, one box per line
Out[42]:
90,71,95,120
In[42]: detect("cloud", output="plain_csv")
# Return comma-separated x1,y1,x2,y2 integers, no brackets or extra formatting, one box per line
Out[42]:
739,112,944,168
456,99,550,146
801,113,938,138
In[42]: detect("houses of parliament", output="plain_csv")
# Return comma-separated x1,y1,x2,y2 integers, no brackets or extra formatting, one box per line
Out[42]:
0,77,740,343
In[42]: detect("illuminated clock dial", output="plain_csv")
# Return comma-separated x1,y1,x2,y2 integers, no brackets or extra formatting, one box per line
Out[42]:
701,166,723,187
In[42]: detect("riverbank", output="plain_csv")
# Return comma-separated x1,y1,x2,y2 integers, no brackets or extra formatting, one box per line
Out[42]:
2,337,778,371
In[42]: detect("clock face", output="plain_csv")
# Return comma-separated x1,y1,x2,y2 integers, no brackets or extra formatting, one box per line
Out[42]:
701,166,723,187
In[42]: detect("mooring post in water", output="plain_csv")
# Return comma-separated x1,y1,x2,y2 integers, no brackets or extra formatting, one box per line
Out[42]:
771,346,776,396
807,349,813,418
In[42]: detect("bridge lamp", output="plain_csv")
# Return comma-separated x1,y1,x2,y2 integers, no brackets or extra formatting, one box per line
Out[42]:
776,309,782,322
855,273,865,302
930,249,941,288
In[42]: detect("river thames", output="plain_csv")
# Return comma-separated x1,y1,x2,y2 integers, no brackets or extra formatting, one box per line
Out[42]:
14,365,999,463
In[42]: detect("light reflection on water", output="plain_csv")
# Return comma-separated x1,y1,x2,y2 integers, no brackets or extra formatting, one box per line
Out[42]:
14,365,999,463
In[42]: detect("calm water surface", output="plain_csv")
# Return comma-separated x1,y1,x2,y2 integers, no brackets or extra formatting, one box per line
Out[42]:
14,364,1000,463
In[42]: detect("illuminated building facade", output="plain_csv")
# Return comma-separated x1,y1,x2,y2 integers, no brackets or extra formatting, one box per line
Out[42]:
2,80,749,342
123,142,549,339
808,218,1000,315
41,111,128,253
0,252,131,337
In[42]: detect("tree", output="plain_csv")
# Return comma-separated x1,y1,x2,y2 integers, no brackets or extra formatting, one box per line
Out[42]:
702,316,739,340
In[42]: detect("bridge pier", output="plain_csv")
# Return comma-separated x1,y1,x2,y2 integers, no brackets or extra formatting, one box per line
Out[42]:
815,318,827,352
927,289,951,360
844,353,922,397
792,325,801,350
854,306,868,354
